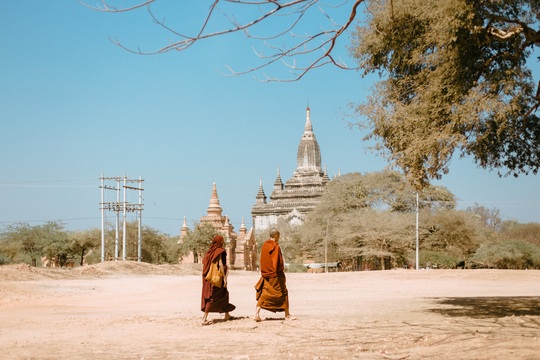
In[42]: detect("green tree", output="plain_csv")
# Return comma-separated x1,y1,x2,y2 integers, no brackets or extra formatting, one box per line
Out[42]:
139,226,179,264
0,224,24,264
351,0,540,189
0,223,39,264
0,221,70,266
179,222,217,263
361,171,456,211
105,221,180,263
94,221,179,264
420,210,481,266
331,208,414,269
40,222,71,267
70,229,101,266
299,171,452,267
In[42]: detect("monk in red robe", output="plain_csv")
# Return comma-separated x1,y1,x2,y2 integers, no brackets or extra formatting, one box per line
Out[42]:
201,235,235,325
254,228,296,321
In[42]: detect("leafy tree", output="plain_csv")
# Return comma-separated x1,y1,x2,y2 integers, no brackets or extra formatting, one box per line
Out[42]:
351,0,540,189
330,208,414,269
0,223,38,264
361,171,456,211
304,171,454,224
139,226,179,264
83,221,176,264
420,210,481,262
0,226,23,264
103,221,180,263
40,222,71,267
0,221,71,266
70,229,101,266
299,171,452,267
161,235,182,264
179,222,218,263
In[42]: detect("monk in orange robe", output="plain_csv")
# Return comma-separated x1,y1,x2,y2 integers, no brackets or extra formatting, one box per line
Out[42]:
254,228,296,321
201,235,235,325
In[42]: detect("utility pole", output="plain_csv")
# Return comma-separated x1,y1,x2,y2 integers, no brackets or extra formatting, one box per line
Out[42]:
100,175,105,263
115,178,120,260
416,191,419,270
99,174,144,262
138,175,143,262
325,219,329,274
122,175,127,261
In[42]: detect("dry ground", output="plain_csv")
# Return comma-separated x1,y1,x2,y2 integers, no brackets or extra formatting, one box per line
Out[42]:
0,262,539,359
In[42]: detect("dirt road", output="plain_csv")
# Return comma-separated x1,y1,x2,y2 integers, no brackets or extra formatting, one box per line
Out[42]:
1,263,539,359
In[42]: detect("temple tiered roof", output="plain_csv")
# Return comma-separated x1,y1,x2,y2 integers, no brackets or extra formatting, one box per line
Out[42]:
252,106,329,230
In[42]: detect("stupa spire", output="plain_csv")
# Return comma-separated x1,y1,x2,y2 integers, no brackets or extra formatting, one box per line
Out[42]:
182,216,188,229
206,182,222,217
256,178,267,204
240,217,246,234
296,105,321,172
274,167,284,190
304,106,313,134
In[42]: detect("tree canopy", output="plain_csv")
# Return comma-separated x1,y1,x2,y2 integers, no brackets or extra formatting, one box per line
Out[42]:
297,171,456,265
179,222,217,263
351,0,540,188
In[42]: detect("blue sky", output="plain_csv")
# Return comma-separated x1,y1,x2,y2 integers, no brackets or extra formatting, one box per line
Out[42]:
1,1,538,236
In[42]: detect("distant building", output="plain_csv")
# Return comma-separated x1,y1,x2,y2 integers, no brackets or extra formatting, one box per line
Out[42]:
251,106,330,230
180,183,257,270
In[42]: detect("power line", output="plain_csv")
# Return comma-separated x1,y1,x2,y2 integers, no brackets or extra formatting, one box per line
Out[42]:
0,217,101,225
0,184,95,188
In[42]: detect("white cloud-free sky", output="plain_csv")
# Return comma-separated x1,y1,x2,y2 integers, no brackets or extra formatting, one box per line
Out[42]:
1,1,538,236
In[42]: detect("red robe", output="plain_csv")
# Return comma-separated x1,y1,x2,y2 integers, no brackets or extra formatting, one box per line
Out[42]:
201,237,235,313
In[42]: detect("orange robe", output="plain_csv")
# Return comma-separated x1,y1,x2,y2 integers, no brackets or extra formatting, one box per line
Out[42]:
255,239,289,313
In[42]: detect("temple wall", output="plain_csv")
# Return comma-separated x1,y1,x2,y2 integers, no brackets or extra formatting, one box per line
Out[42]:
254,214,279,230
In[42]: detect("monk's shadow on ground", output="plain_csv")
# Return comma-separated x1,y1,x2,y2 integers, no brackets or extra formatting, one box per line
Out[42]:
258,317,288,321
428,296,540,318
209,316,248,325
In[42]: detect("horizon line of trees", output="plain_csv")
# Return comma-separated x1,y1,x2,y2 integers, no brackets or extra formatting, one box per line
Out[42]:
0,221,181,267
1,171,539,270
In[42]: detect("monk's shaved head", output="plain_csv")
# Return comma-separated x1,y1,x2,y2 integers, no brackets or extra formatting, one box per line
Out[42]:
269,228,280,238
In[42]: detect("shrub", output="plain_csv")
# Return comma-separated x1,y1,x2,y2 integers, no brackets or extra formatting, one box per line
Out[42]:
419,250,461,269
471,239,540,269
0,253,11,265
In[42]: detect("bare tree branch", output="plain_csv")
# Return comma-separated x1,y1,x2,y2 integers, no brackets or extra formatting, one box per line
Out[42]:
84,0,365,81
80,0,155,12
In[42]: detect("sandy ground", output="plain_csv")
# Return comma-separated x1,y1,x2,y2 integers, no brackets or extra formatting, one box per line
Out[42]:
0,263,539,360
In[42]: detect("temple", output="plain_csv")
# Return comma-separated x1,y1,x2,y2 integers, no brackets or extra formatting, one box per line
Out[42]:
180,183,257,270
251,106,330,230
